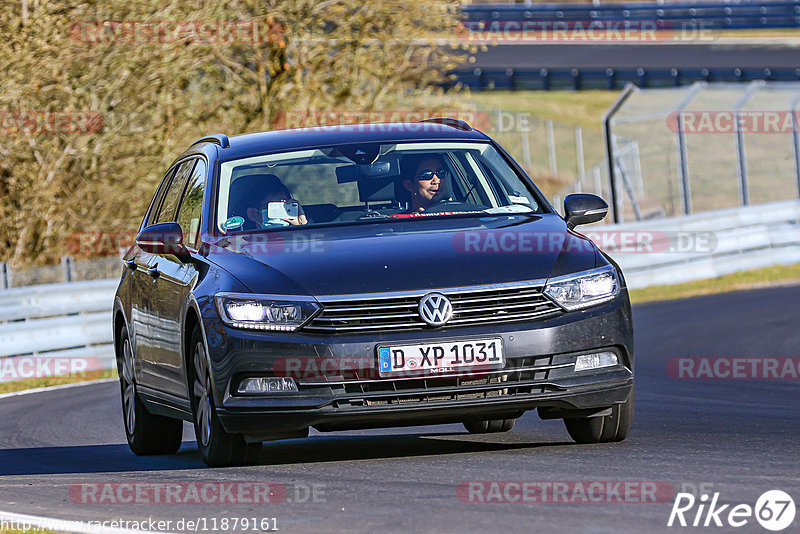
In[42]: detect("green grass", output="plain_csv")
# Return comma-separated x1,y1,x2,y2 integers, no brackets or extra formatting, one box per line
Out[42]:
469,90,619,132
0,369,117,395
629,262,800,304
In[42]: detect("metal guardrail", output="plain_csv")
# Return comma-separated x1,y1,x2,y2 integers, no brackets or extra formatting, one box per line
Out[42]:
463,1,800,30
0,280,117,383
453,67,800,91
599,199,800,288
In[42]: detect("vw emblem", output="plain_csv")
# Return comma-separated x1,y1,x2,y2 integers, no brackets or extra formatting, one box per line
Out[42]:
419,293,453,327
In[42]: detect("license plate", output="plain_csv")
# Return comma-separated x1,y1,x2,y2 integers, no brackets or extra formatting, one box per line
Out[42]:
377,338,504,377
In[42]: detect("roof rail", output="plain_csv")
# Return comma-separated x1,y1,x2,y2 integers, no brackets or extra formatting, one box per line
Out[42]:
191,133,230,149
417,117,472,131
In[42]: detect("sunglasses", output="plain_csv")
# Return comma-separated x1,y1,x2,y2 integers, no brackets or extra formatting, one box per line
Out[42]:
414,168,449,181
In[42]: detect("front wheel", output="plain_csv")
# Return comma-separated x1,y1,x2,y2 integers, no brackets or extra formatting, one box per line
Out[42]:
118,326,182,455
189,325,261,467
563,388,634,444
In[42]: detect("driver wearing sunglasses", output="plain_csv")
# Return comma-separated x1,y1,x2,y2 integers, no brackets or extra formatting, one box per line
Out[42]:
402,155,450,212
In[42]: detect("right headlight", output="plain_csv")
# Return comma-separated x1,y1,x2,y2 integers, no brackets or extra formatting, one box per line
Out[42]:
215,293,320,331
543,265,619,311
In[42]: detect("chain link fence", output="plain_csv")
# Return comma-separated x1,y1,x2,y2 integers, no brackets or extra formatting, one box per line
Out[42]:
481,108,608,213
551,81,800,222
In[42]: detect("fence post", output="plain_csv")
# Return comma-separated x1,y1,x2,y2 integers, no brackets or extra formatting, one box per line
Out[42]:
593,165,603,198
790,92,800,197
575,125,585,183
1,263,9,289
734,112,749,206
603,83,637,223
520,113,533,172
669,82,707,216
731,81,763,206
546,119,557,176
676,113,692,215
62,256,73,283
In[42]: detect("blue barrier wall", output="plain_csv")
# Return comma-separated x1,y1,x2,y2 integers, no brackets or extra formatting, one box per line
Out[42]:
463,1,800,30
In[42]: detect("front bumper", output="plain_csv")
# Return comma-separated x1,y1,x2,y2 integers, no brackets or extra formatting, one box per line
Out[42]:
202,291,634,437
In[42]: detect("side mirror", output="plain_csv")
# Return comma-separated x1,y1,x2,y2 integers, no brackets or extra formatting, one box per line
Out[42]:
136,222,189,256
564,194,608,230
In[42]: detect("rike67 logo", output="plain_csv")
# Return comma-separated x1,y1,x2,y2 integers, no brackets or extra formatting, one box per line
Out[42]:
668,490,796,531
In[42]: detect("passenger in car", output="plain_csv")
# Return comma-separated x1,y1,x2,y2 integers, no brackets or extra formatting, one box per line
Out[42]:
401,155,449,212
228,174,307,230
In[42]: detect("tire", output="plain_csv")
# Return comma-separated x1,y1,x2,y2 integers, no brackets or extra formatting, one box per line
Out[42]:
463,417,516,434
189,325,261,467
118,325,183,456
563,388,634,444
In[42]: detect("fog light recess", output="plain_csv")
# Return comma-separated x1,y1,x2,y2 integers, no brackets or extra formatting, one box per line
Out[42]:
238,377,298,393
574,352,618,372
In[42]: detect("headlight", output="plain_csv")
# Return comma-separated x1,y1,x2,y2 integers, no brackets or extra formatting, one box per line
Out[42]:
543,265,619,311
215,293,320,331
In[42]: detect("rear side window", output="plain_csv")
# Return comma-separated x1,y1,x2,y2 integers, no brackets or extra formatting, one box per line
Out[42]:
176,159,206,249
154,159,196,224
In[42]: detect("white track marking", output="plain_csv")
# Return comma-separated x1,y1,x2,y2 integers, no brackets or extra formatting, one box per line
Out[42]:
0,378,117,400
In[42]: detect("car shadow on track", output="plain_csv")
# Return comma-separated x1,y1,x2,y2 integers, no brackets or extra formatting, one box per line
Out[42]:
0,433,574,474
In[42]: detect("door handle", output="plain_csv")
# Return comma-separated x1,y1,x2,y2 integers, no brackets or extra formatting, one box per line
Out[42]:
124,259,138,271
147,265,160,280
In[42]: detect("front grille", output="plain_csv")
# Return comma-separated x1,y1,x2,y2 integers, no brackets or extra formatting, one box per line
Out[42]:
312,355,572,408
304,283,562,334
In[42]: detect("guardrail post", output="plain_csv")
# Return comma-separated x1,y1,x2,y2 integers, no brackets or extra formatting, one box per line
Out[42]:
61,256,73,283
1,263,9,289
540,68,550,91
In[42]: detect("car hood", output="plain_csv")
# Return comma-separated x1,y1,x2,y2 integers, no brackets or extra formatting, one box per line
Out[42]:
206,214,600,296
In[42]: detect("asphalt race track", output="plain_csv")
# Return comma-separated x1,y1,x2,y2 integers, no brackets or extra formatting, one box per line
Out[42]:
470,42,800,70
1,285,799,533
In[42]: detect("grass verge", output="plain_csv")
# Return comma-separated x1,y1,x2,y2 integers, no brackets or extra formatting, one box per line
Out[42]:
0,369,117,396
629,262,800,304
468,90,618,131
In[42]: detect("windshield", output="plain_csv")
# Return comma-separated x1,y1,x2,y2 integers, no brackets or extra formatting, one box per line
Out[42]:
215,142,543,233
